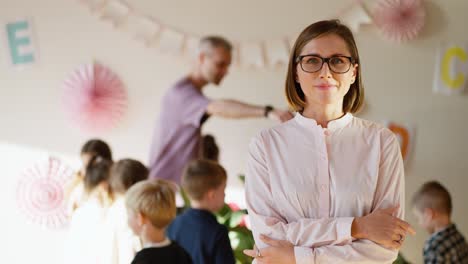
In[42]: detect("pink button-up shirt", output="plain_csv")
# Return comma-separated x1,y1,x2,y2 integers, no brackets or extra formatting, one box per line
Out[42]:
246,113,404,264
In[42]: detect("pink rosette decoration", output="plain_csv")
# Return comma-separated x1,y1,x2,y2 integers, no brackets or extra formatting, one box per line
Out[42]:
16,157,75,229
372,0,426,43
63,63,127,132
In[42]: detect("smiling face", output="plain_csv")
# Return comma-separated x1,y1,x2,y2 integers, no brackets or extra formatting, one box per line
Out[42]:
285,20,364,114
295,33,358,110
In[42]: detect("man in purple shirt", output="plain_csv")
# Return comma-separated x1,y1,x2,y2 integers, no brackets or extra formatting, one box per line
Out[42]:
149,36,293,184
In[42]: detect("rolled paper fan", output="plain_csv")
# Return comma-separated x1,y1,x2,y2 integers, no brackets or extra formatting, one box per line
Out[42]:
372,0,426,43
16,157,75,229
63,63,127,132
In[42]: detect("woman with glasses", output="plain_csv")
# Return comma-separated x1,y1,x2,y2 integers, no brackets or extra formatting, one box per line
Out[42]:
243,20,415,263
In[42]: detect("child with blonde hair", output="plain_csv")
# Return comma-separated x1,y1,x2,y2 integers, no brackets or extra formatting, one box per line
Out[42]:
126,179,192,264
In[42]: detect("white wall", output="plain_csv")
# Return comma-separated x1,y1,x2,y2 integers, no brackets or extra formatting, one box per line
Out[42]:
1,0,467,263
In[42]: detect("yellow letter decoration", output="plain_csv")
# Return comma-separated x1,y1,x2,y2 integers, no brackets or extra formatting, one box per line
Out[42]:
434,44,467,95
441,47,467,89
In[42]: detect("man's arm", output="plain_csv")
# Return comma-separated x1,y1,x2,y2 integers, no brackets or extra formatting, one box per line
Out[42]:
206,99,293,122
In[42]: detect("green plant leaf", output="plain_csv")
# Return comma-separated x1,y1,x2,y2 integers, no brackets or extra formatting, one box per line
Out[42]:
229,211,245,228
215,202,255,264
217,203,237,225
229,231,254,252
217,204,232,216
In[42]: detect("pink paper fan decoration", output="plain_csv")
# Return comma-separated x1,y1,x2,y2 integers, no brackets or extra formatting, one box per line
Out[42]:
16,157,75,230
63,63,127,132
373,0,426,43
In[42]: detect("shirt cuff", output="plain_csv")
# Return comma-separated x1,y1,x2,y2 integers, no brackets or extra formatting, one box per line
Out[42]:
337,217,355,243
294,246,314,264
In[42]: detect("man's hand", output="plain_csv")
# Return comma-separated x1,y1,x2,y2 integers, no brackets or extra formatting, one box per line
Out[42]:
268,109,294,123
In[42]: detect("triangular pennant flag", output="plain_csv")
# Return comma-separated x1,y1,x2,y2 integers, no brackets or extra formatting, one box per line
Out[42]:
99,0,131,28
338,1,372,33
265,39,290,67
158,28,185,54
240,42,265,68
78,0,107,13
125,15,161,47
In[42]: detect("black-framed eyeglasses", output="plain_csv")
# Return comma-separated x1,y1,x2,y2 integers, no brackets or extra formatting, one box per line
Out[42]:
296,54,355,74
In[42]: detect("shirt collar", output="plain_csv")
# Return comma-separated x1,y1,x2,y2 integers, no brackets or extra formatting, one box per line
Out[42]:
143,237,171,249
294,112,353,132
429,223,456,239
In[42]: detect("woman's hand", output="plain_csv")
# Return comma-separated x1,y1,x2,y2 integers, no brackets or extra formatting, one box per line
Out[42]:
244,235,296,264
352,206,416,249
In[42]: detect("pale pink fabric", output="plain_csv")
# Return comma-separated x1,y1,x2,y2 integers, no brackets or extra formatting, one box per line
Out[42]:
246,113,404,264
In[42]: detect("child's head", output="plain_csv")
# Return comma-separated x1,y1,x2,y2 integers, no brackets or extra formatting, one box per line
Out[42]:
199,134,219,162
412,181,452,233
182,159,227,212
125,180,176,236
84,156,112,193
110,159,149,195
80,139,113,169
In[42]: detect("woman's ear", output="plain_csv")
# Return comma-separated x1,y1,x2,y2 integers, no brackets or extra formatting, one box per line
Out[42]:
351,64,358,84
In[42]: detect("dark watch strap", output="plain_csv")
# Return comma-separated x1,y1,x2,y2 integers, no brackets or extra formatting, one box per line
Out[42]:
264,105,274,117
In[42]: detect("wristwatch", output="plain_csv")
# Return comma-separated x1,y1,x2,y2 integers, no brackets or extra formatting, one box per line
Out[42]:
264,105,274,117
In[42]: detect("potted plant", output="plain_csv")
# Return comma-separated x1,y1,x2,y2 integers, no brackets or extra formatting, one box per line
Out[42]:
216,203,255,264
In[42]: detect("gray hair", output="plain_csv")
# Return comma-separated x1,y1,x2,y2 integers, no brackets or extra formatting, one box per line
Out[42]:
198,36,232,55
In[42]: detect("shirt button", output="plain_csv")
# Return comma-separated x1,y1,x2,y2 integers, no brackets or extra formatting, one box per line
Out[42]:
321,184,327,192
324,130,331,136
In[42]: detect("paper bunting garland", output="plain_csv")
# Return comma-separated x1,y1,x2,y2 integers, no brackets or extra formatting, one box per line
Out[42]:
125,15,162,47
158,29,185,54
78,0,106,13
99,0,131,28
338,0,372,33
75,0,428,69
241,42,266,68
265,38,291,67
